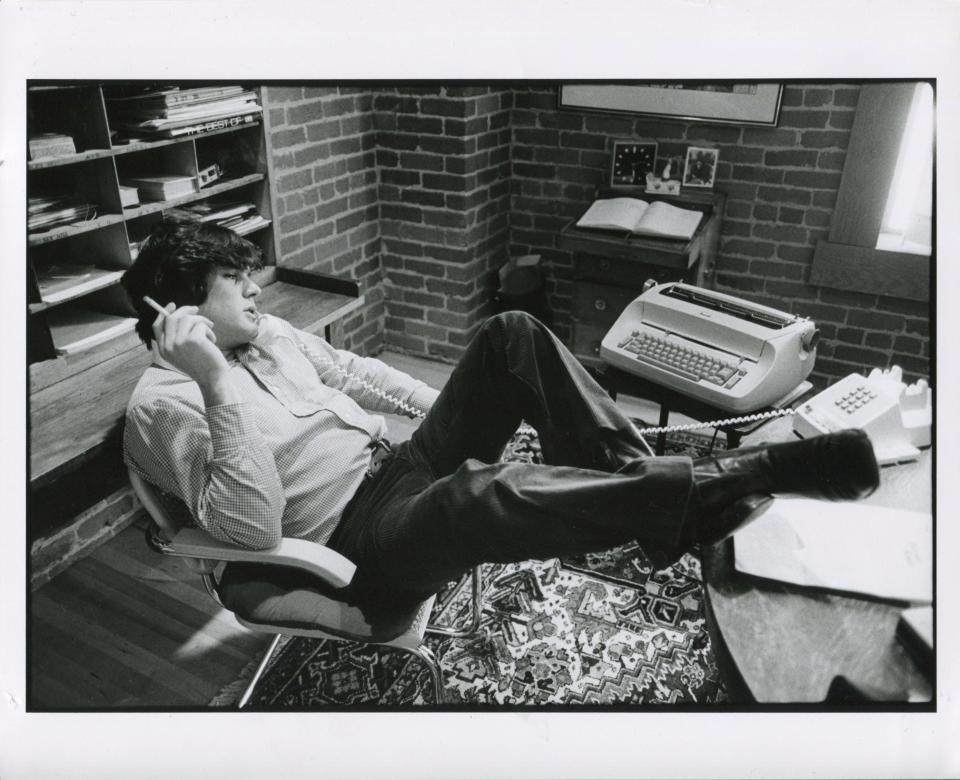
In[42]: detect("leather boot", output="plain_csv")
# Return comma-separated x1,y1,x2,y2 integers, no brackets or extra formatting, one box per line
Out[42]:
692,428,879,506
647,429,879,570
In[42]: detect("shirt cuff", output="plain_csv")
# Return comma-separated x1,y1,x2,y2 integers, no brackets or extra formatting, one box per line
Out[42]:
409,385,440,415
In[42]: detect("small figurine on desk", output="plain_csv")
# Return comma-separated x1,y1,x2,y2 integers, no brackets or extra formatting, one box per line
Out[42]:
645,160,681,196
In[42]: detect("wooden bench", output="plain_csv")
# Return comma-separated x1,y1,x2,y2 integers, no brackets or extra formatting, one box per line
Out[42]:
29,268,363,511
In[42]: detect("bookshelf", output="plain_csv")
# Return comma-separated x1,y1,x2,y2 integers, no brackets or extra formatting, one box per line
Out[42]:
27,84,279,379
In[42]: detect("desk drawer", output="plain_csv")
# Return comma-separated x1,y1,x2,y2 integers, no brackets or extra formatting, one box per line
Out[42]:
572,282,637,327
570,319,608,367
575,250,699,286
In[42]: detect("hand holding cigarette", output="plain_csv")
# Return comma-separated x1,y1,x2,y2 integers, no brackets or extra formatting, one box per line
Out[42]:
143,296,229,389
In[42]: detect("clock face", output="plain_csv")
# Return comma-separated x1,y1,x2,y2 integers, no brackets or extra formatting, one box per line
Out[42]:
612,142,658,185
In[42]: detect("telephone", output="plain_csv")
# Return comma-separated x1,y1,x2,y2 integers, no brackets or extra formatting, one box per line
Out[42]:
792,366,932,465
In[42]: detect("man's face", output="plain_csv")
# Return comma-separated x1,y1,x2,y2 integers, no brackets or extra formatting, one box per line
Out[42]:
197,266,262,351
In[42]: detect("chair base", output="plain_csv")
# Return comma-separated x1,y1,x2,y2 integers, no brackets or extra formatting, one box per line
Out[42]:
237,566,483,708
239,633,282,708
426,566,483,639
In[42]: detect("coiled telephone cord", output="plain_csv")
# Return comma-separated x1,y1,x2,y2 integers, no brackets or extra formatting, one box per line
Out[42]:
639,406,797,436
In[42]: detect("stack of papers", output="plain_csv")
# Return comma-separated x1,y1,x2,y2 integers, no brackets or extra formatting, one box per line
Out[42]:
107,86,262,139
733,497,932,604
168,201,270,236
28,195,97,232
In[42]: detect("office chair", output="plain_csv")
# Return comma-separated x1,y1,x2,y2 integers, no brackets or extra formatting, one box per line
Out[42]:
128,470,482,707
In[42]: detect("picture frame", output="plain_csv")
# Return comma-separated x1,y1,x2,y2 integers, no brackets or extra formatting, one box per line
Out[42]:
682,147,720,189
610,138,658,187
560,83,783,127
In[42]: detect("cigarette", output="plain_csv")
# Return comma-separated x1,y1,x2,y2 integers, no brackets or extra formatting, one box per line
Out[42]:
143,296,169,317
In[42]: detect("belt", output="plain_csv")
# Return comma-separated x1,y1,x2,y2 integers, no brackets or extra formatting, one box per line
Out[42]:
365,438,392,479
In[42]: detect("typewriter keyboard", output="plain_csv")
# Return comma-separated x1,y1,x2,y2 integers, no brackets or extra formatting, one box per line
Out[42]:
616,331,747,387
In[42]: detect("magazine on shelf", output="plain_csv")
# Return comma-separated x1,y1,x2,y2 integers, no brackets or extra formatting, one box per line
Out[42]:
161,112,260,138
35,264,124,303
111,93,259,121
27,196,98,231
115,103,262,134
106,85,246,108
167,201,268,235
575,197,704,240
230,215,271,236
169,201,254,222
46,309,137,355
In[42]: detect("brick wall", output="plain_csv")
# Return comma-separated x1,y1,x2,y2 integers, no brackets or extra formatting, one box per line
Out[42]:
263,83,930,388
265,85,514,361
374,87,514,360
508,84,931,388
264,86,384,356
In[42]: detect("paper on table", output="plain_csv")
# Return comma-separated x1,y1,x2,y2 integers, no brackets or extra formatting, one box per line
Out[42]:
733,496,932,604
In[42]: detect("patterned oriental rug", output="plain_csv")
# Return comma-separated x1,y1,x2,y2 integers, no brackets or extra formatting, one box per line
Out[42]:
217,424,730,708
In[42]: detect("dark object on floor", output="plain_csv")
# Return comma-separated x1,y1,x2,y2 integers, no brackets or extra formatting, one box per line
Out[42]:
494,255,552,326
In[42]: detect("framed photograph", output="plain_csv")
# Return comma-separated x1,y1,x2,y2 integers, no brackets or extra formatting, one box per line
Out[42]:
683,147,719,188
560,83,783,127
610,138,658,186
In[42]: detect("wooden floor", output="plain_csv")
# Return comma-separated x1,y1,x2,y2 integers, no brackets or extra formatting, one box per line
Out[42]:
29,350,655,709
29,351,455,709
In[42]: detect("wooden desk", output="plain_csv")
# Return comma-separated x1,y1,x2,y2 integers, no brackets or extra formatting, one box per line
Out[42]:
701,416,934,704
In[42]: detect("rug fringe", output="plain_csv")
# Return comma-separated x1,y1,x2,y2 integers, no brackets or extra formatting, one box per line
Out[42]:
208,659,259,707
208,635,291,707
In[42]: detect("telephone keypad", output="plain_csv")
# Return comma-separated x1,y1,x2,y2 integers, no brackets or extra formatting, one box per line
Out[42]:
834,384,878,415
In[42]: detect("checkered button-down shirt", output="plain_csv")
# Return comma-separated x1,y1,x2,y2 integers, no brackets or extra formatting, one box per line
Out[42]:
124,314,438,548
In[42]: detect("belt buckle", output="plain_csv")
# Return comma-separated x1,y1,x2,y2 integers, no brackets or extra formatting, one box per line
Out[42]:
366,438,391,478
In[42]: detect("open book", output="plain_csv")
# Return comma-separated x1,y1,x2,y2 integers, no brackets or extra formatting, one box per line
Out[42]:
576,197,703,240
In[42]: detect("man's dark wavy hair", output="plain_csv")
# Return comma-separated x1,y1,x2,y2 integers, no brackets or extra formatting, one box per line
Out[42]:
122,221,263,347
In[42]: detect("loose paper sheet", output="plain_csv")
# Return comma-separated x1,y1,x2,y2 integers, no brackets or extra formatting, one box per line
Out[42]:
733,496,932,603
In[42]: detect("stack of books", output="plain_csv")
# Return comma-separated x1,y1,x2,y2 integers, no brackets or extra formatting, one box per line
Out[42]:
28,132,77,160
107,86,262,140
28,195,97,233
168,201,271,236
120,174,198,202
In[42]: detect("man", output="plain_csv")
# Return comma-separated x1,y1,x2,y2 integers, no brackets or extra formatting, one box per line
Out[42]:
122,222,880,609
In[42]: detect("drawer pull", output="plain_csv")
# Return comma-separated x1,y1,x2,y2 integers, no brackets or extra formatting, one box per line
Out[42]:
593,298,608,312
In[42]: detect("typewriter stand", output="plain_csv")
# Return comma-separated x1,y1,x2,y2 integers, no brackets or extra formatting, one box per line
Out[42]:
595,364,812,454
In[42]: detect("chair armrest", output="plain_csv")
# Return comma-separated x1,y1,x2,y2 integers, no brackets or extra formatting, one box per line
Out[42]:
169,527,356,589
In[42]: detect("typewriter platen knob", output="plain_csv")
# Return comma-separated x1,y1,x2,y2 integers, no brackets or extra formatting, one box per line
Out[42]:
801,327,820,353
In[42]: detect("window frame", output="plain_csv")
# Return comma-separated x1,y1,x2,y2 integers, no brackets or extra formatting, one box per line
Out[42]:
809,82,933,302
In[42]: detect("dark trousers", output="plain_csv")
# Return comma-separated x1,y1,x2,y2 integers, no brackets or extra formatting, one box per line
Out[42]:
329,311,696,607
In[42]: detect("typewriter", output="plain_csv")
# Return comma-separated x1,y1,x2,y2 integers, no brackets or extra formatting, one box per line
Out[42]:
600,282,819,412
